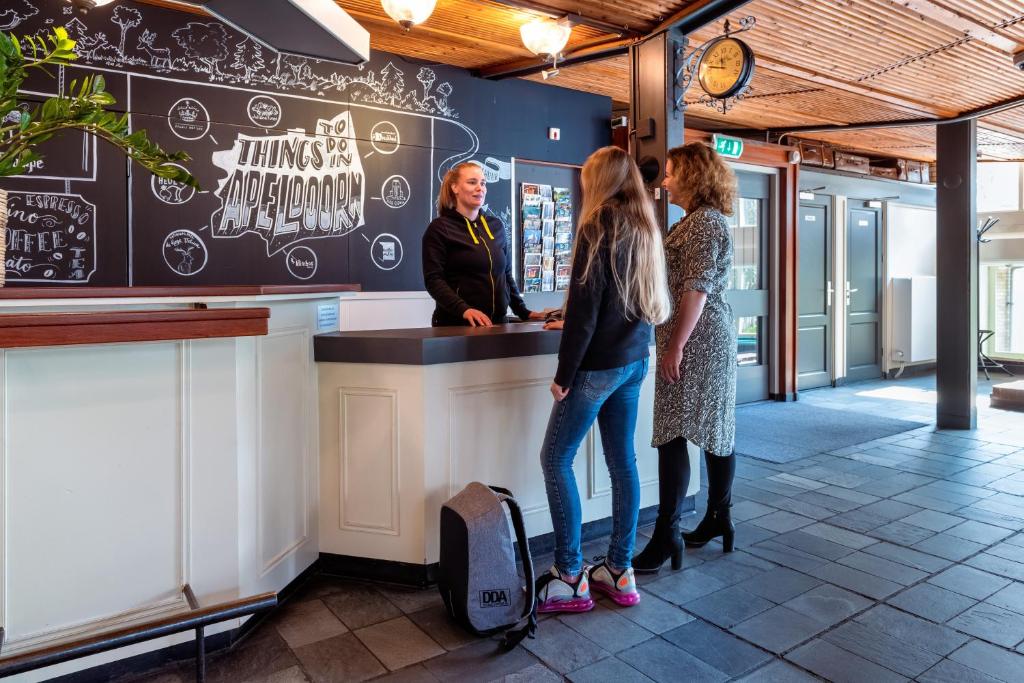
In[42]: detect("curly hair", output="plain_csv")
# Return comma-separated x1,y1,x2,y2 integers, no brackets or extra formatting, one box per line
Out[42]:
666,142,737,215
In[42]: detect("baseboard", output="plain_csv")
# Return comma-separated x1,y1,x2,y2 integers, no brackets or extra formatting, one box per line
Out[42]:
50,562,320,683
770,392,798,402
884,362,936,379
319,553,438,588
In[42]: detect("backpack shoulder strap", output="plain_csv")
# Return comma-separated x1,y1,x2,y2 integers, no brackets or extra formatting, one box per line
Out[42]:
489,485,538,649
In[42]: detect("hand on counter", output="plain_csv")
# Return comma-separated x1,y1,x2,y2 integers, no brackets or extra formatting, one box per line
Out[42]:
550,382,569,402
462,308,493,327
528,311,547,321
543,320,564,330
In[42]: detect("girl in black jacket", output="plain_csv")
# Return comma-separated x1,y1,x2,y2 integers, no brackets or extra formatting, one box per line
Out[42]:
423,162,543,327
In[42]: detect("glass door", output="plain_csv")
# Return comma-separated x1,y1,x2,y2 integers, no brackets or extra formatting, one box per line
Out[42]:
727,171,771,403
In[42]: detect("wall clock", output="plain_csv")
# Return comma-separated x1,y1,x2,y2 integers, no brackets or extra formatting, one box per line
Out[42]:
697,36,755,100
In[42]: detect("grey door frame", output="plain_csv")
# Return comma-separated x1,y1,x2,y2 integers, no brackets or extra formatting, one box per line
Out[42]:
797,196,833,390
731,170,772,404
846,203,884,382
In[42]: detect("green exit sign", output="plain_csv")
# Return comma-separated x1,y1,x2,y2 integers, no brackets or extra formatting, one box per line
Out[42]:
713,134,744,159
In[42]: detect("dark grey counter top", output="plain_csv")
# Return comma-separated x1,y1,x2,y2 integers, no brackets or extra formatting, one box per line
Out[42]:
314,322,562,365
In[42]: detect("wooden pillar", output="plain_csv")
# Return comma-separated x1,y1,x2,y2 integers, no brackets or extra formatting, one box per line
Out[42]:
936,119,978,429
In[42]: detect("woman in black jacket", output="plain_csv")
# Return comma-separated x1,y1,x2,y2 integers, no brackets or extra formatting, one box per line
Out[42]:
423,162,543,327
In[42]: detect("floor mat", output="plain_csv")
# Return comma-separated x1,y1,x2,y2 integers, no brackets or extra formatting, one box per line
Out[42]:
734,401,927,463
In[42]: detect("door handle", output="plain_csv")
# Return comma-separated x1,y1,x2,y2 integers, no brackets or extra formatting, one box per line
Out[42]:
826,281,834,307
845,281,859,304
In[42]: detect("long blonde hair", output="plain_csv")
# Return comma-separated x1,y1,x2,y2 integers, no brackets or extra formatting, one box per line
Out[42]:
437,162,477,213
573,146,670,324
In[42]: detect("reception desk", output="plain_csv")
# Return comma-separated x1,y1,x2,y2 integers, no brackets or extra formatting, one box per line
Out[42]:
315,322,699,576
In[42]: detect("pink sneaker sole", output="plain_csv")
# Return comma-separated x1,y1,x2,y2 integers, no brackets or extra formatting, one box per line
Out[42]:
592,582,641,606
537,597,595,614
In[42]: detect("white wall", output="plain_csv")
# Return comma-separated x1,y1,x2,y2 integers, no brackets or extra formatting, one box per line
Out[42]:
884,204,937,372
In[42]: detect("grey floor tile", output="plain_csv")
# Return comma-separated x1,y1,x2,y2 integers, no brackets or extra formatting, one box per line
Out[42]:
817,485,881,505
929,565,1013,600
729,605,827,654
292,632,386,683
836,551,929,585
206,626,300,683
375,585,444,615
749,511,816,534
408,605,480,651
662,619,772,677
814,562,903,600
644,567,727,606
558,603,654,653
868,521,938,546
862,499,924,522
491,663,562,683
887,583,977,623
372,664,440,683
854,604,969,656
902,509,965,532
770,529,857,561
734,660,819,682
794,490,862,513
917,659,1003,683
353,616,445,671
610,590,694,634
734,521,780,547
988,541,1024,564
985,581,1024,614
966,552,1024,582
827,509,891,533
860,541,952,573
423,638,540,681
947,603,1024,647
272,598,349,650
782,584,872,626
683,586,775,628
738,566,822,603
566,657,655,683
946,520,1015,545
617,637,728,683
732,500,777,521
800,522,877,549
822,621,942,678
785,638,909,683
696,552,776,586
520,617,610,674
745,540,831,573
949,639,1024,682
322,583,404,630
912,533,987,562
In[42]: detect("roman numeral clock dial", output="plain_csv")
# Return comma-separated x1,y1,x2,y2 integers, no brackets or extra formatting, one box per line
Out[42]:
697,36,755,100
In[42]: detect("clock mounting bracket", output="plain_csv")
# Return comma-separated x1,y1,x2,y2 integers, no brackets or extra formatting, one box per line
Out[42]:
673,17,756,115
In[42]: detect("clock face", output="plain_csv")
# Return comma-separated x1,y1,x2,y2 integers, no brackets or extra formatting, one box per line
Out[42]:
697,37,754,99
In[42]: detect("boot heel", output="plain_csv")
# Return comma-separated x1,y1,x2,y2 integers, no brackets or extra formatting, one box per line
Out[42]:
722,530,734,553
671,549,683,570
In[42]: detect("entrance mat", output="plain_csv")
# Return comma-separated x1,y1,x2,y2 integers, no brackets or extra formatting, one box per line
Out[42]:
734,401,927,463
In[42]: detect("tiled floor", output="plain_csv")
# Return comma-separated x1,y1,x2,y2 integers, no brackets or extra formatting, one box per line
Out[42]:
125,372,1024,682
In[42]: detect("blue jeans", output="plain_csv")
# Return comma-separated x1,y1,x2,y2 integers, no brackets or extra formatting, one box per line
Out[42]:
540,357,648,575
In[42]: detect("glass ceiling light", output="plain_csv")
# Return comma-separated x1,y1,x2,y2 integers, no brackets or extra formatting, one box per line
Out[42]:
381,0,437,30
520,17,571,61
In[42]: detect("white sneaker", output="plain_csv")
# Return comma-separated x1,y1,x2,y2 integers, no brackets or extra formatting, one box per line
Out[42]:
536,566,595,614
589,561,640,607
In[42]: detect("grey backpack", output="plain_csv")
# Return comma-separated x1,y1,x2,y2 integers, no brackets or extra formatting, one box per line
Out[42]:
438,483,537,649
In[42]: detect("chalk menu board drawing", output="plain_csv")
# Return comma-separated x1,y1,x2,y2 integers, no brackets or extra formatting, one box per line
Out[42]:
11,90,98,182
5,191,98,284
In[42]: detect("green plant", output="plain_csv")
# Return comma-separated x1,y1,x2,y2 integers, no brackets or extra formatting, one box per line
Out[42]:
0,27,196,187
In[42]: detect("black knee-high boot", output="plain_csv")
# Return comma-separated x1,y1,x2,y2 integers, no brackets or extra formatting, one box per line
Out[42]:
633,437,689,573
683,451,736,552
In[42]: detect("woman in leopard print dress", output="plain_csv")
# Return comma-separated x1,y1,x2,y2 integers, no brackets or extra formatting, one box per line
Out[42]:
634,143,738,573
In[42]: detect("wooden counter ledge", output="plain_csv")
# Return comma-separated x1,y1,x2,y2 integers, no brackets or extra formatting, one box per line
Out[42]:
0,284,360,300
0,308,270,349
314,322,563,365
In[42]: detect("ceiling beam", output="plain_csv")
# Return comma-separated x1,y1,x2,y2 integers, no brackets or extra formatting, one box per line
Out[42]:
346,9,531,57
893,1,1021,54
482,0,643,38
649,0,753,36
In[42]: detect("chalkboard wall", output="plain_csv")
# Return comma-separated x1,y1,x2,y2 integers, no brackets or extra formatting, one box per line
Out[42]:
2,1,610,289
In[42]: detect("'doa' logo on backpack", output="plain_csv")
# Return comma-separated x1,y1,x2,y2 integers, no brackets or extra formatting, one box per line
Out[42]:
480,589,511,608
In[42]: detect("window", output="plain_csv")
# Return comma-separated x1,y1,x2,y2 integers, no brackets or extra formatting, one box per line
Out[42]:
983,264,1024,358
978,162,1021,213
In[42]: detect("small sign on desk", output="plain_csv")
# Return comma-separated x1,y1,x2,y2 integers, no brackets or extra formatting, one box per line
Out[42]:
317,302,340,331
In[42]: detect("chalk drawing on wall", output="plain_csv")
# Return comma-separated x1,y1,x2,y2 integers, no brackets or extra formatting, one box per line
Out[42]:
4,192,97,284
380,175,411,209
162,229,209,276
152,164,196,205
168,97,210,140
370,121,401,155
370,233,403,271
247,95,282,128
285,245,318,280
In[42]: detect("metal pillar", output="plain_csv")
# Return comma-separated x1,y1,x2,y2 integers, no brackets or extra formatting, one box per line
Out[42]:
629,27,686,230
936,119,978,430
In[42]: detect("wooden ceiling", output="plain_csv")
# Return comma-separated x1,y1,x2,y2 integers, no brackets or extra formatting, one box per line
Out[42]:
143,0,1024,161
